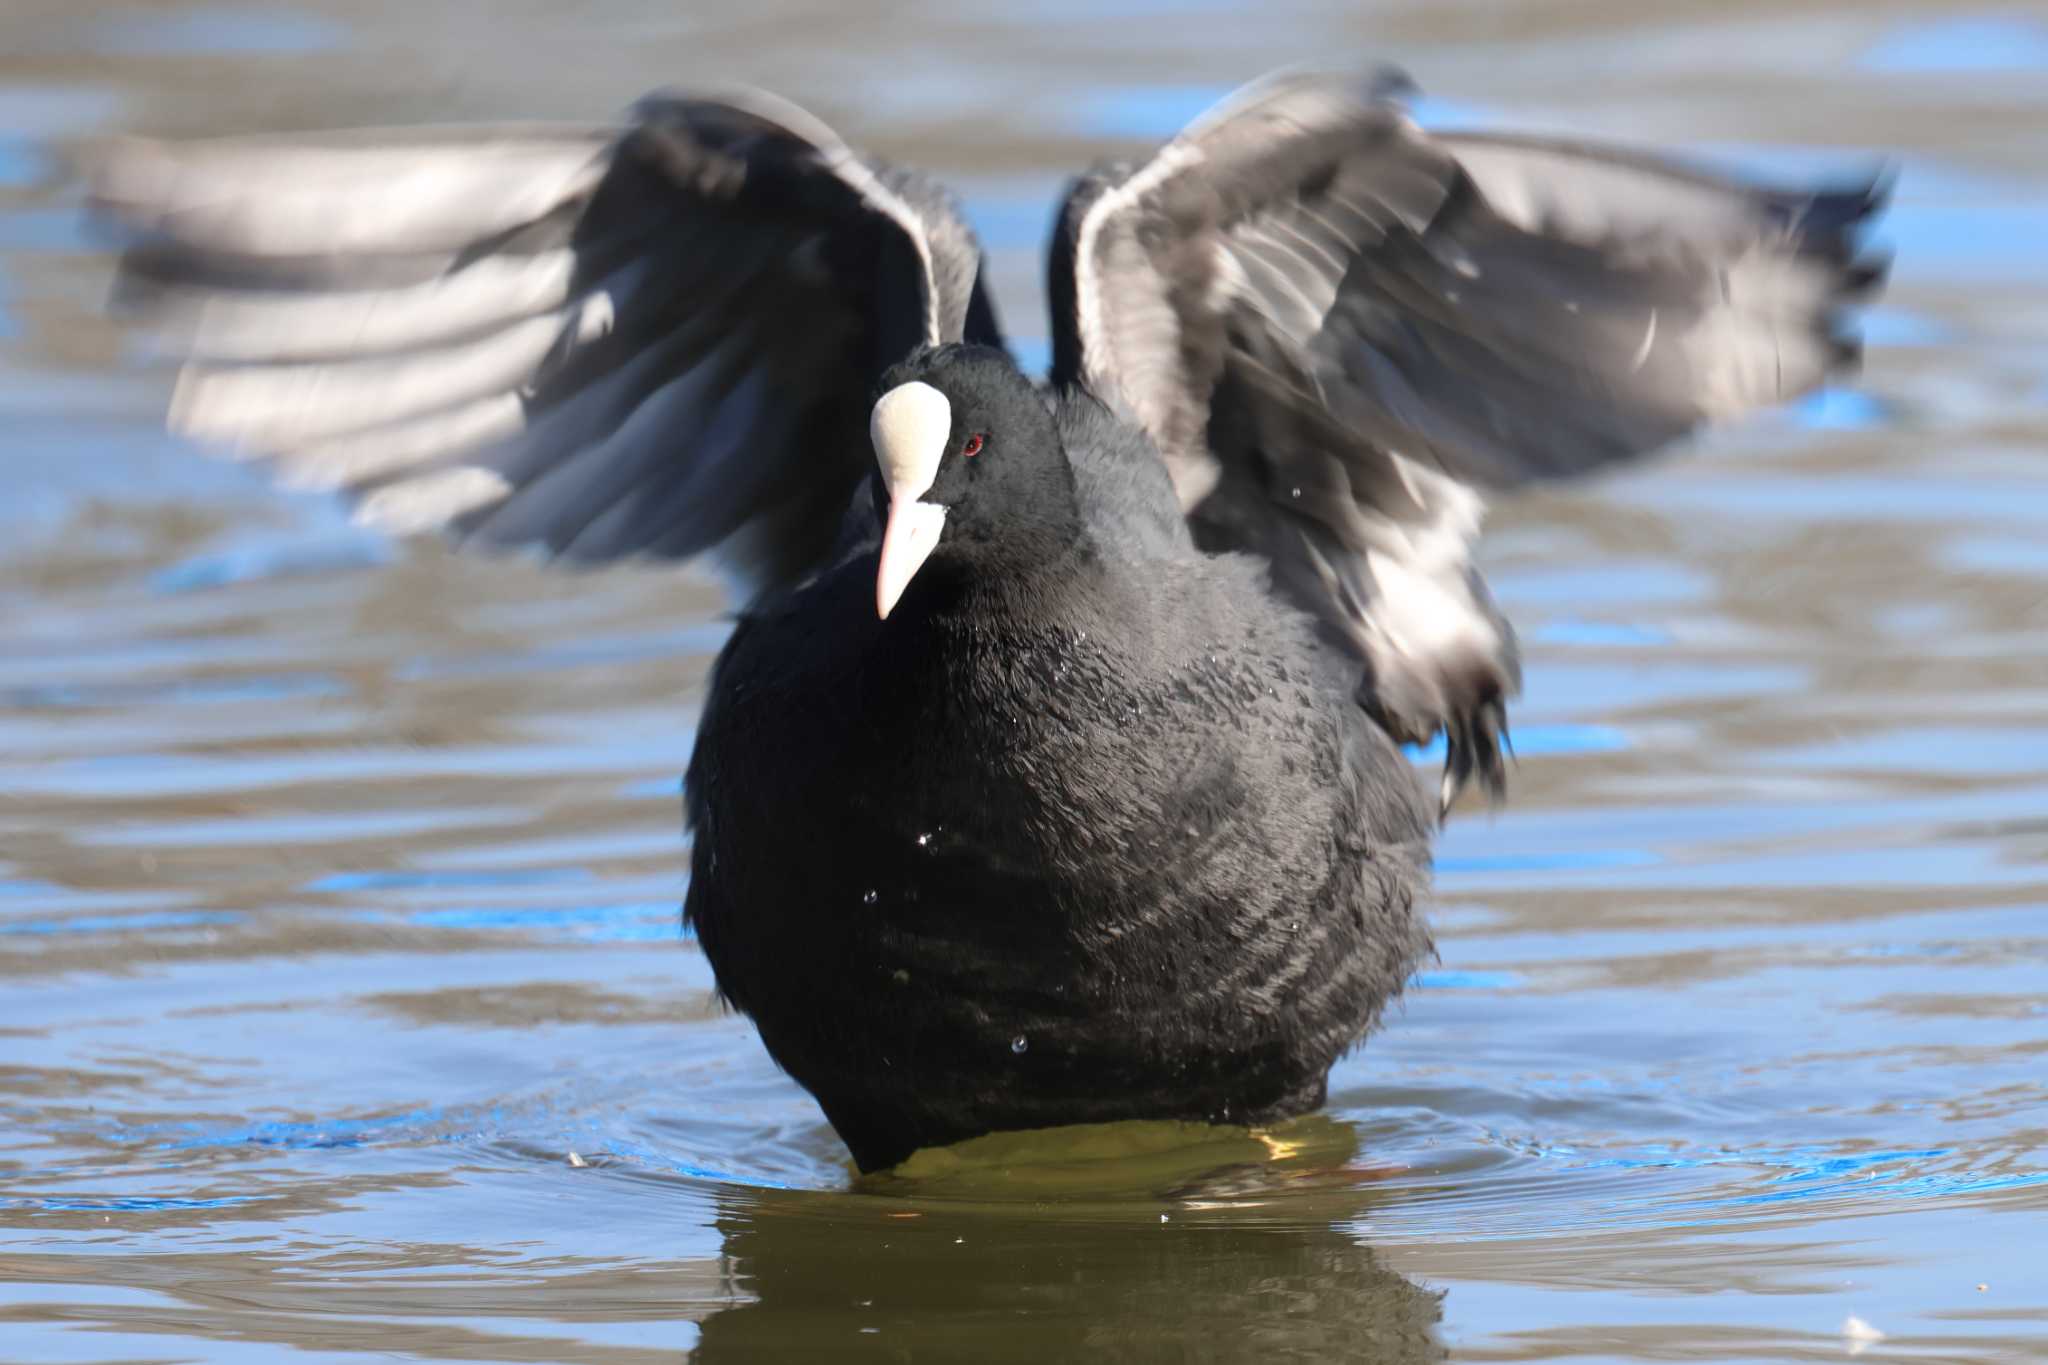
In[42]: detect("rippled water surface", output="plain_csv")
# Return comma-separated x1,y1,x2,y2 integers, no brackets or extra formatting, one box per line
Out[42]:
3,2,2046,1361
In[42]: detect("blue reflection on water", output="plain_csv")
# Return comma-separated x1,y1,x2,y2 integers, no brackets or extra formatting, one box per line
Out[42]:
962,194,1053,253
1945,534,2048,577
0,909,243,936
387,902,683,943
1438,848,1658,876
0,209,75,253
620,775,683,800
393,624,732,681
139,1107,463,1151
1532,619,1671,648
1071,82,1496,141
1009,336,1052,378
1863,16,2048,72
1070,83,1227,138
0,141,35,189
92,8,347,56
1407,722,1628,765
595,1137,801,1190
0,1194,259,1211
1862,307,1951,348
308,868,595,894
1789,387,1889,432
6,672,348,709
151,537,393,594
1416,969,1521,990
1887,194,2048,281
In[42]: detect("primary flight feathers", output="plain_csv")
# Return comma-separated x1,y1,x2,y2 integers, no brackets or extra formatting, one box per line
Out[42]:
89,69,1886,800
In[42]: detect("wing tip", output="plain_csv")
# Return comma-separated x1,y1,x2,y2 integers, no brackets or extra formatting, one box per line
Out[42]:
1803,167,1895,388
1173,62,1422,147
1787,162,1895,279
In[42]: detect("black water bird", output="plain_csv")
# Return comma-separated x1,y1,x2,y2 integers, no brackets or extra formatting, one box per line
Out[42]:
90,71,1886,1171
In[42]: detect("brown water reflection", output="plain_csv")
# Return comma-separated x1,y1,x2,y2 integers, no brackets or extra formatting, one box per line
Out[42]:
3,1,2047,1362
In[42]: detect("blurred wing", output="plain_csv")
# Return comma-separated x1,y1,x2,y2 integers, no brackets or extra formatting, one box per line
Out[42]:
92,88,1004,595
1047,68,1886,807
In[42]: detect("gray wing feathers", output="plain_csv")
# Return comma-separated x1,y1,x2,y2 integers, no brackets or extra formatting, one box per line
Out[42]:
1319,146,1883,487
1051,67,1886,807
92,93,998,596
89,129,611,256
122,247,591,363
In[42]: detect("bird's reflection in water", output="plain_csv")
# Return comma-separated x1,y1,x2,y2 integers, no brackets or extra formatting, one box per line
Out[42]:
690,1117,1445,1362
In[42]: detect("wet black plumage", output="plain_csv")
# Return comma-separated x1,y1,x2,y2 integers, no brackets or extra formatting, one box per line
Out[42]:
89,69,1887,1171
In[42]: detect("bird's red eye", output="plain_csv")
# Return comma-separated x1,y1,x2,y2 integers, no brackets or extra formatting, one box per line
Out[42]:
961,433,984,458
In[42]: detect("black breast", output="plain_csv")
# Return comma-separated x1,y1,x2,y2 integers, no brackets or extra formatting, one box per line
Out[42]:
684,542,1434,1172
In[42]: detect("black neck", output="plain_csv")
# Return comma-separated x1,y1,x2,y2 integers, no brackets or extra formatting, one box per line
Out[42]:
911,509,1094,631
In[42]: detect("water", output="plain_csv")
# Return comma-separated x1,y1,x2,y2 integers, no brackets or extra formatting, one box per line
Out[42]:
2,2,2045,1361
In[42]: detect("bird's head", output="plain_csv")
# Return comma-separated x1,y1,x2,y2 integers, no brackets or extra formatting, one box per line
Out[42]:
868,344,1070,619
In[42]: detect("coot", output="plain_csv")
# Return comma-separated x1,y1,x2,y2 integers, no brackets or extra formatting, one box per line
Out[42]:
92,69,1886,1171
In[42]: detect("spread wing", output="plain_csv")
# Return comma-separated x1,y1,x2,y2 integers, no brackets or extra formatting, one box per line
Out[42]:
90,88,1003,596
1047,67,1886,810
